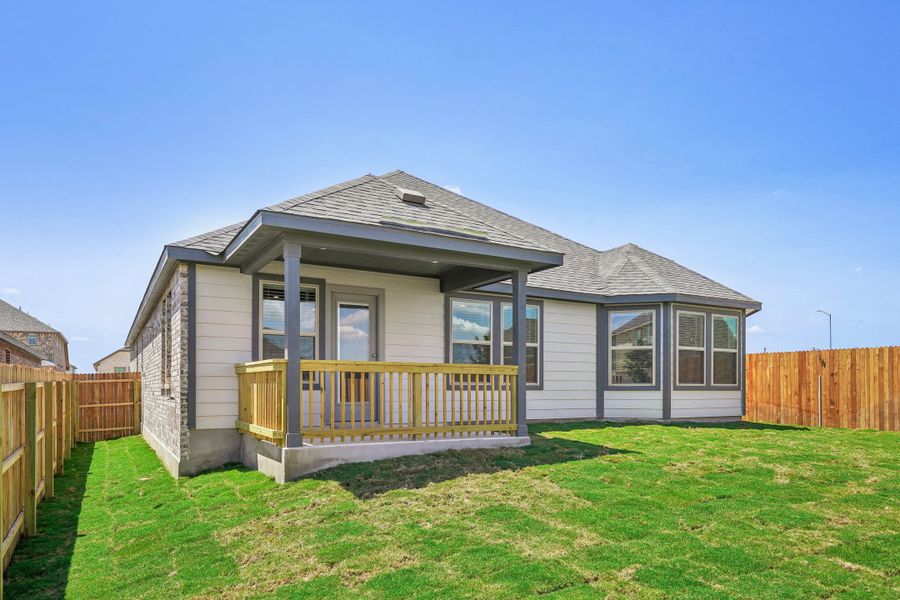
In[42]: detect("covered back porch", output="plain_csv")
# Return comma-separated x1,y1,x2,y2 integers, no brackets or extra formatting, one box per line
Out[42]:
220,193,563,479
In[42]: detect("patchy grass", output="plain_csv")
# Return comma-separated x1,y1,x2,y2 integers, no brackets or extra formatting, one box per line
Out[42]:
5,422,899,598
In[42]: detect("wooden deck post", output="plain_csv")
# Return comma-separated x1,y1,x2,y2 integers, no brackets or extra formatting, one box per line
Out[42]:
511,269,529,437
283,240,303,447
44,382,55,499
412,373,423,439
25,382,38,537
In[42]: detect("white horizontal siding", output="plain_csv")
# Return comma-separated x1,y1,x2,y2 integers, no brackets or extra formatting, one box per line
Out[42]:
194,265,252,426
671,389,742,418
528,300,597,421
604,389,663,419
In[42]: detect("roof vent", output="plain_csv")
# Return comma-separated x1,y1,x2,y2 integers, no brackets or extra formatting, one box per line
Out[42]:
395,187,426,205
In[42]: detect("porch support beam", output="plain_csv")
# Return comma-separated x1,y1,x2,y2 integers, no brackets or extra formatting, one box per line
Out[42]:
283,240,303,447
240,234,287,275
511,269,528,437
439,267,510,294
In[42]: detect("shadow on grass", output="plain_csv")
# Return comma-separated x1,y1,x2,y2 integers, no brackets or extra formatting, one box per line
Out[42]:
530,420,809,433
312,432,631,499
4,442,94,597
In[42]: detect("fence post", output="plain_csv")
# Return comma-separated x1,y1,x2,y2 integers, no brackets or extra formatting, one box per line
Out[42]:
72,380,79,447
132,378,142,435
25,382,38,537
44,381,55,499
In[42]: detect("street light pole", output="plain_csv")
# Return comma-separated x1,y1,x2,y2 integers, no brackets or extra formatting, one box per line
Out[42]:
816,309,832,350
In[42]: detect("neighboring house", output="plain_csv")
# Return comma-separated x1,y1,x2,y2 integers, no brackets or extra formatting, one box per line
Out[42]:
93,347,131,373
126,170,760,480
0,298,70,371
0,330,45,367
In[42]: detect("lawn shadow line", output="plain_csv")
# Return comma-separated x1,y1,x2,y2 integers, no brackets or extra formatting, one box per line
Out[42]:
310,432,633,500
4,441,95,597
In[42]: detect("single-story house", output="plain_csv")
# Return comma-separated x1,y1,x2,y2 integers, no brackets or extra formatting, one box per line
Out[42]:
126,170,760,481
93,347,132,373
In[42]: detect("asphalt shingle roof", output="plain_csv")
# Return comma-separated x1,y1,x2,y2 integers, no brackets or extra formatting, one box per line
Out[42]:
0,298,59,333
169,170,757,305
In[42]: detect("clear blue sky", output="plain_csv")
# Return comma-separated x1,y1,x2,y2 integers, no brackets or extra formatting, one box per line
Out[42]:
2,1,898,371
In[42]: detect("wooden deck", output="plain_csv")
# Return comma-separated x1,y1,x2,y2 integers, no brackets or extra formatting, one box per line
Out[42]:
235,359,518,445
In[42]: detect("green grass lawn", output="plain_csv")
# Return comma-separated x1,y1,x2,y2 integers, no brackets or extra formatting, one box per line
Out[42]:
5,422,899,599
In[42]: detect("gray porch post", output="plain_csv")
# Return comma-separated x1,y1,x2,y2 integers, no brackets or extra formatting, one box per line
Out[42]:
512,269,528,437
283,240,303,447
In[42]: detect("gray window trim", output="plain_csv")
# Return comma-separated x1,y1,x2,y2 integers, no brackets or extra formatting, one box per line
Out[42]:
443,291,544,390
597,304,662,392
251,273,327,364
672,304,743,392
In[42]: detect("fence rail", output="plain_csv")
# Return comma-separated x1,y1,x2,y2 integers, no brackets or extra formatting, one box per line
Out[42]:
235,359,518,445
0,365,142,597
745,347,900,431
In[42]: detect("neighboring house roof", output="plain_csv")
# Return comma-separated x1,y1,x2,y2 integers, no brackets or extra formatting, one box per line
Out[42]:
93,347,130,370
0,298,61,334
170,170,759,307
0,330,46,362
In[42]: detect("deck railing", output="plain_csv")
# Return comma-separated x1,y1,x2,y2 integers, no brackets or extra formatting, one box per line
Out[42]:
235,359,518,445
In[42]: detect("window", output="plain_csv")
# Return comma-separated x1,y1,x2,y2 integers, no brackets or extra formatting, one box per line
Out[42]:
260,282,319,360
712,314,739,385
609,309,655,385
160,292,172,393
27,334,37,346
114,366,127,373
450,299,492,365
501,303,541,384
677,311,706,385
3,349,10,364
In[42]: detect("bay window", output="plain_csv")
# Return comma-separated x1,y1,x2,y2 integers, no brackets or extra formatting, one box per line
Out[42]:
677,311,706,385
712,314,739,385
609,309,655,385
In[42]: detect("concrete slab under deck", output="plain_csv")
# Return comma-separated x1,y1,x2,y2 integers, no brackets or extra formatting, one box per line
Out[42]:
241,433,531,483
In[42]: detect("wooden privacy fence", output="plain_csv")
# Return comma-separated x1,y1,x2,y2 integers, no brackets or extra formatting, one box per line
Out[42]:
745,347,900,431
73,372,141,442
0,365,142,597
235,359,519,445
0,370,76,599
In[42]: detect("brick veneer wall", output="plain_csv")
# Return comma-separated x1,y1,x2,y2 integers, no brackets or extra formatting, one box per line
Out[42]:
131,263,190,463
5,331,68,369
0,340,42,367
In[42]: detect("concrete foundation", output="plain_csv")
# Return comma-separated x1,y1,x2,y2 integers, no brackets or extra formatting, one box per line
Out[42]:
181,428,242,475
241,434,532,483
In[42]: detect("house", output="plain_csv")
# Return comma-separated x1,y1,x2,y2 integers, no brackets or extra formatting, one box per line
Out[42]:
0,330,45,367
93,347,131,373
0,298,70,371
126,170,760,481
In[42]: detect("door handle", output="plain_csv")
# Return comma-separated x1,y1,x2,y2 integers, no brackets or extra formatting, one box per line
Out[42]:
370,353,377,359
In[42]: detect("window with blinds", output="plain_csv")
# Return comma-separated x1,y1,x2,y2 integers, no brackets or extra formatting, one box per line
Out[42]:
260,283,318,360
677,311,706,385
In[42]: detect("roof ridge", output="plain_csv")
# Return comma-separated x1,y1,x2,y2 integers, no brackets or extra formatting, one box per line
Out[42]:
382,171,600,255
630,245,754,301
371,174,555,252
624,245,673,293
266,174,377,212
